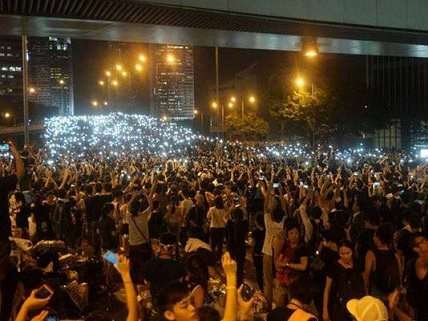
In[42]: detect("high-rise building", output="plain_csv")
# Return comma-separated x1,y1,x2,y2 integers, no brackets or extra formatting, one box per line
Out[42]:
151,44,195,121
29,37,74,116
0,37,23,122
0,36,73,125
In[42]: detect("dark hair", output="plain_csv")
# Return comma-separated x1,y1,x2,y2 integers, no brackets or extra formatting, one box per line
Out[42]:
288,276,313,305
284,218,299,234
157,281,190,312
338,240,354,252
375,223,394,245
198,306,220,321
214,196,224,209
271,206,285,223
230,207,243,222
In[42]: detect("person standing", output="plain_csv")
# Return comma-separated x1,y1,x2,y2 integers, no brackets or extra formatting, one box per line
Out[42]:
0,141,24,321
225,207,249,285
251,213,266,290
207,196,229,261
323,240,365,321
406,233,428,321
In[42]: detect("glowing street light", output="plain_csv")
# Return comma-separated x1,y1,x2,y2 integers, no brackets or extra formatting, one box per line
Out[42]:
138,54,146,62
135,63,143,72
105,70,112,77
59,79,65,85
228,102,234,109
248,95,256,104
193,109,199,115
91,100,99,107
98,80,105,86
166,53,176,64
211,101,218,109
28,87,36,94
115,64,123,71
121,71,128,77
111,79,119,87
161,115,168,121
103,101,108,106
295,76,305,89
304,49,318,58
4,112,11,119
230,96,236,103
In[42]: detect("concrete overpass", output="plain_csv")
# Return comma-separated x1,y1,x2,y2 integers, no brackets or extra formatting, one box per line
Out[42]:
1,0,428,57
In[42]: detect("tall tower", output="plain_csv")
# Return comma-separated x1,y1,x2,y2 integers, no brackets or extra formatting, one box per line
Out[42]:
151,44,195,121
28,37,74,116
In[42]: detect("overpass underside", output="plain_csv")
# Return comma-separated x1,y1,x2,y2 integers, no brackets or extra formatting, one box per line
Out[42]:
0,0,428,57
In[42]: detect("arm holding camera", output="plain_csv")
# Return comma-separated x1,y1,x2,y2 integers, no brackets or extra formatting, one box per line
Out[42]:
16,286,53,321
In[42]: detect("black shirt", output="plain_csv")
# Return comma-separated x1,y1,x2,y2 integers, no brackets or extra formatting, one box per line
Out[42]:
0,175,16,261
252,227,266,255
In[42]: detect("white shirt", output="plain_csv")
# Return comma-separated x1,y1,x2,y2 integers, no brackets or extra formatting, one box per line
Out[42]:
262,212,285,256
185,238,212,253
207,207,228,229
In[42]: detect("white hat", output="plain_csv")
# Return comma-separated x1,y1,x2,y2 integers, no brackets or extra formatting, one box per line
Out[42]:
346,296,388,321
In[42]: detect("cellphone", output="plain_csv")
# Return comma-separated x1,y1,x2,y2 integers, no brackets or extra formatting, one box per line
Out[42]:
240,283,255,302
0,143,9,153
45,313,58,321
103,250,118,265
35,285,54,299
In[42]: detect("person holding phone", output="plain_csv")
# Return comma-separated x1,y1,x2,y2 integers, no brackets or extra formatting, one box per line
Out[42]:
0,141,24,321
15,285,54,321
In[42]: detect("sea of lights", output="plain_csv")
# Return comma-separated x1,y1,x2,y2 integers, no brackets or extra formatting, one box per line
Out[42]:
43,112,418,166
44,113,203,160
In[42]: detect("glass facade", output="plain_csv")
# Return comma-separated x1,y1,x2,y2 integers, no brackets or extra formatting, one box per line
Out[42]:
367,56,428,149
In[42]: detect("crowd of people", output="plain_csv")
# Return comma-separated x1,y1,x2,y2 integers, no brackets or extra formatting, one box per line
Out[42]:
1,114,428,321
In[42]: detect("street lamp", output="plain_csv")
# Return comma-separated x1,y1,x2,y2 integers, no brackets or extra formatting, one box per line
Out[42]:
4,112,10,119
28,87,36,94
99,80,105,86
135,63,143,72
304,49,318,58
111,79,119,87
103,101,108,106
193,109,198,115
91,100,98,107
161,115,168,122
138,54,146,62
228,102,234,109
248,95,256,104
166,53,176,65
295,76,305,89
211,101,218,109
115,64,123,71
121,71,128,77
105,70,112,77
230,96,236,103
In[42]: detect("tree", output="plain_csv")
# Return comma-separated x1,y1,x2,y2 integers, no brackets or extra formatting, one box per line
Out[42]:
270,86,332,146
225,112,269,141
